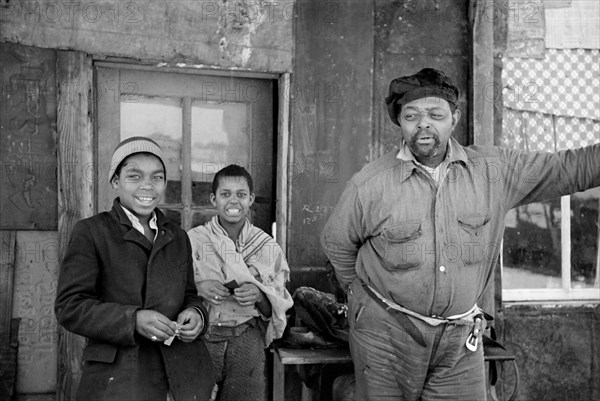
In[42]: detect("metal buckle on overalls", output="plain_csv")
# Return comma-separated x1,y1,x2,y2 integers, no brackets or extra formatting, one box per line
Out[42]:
466,314,483,352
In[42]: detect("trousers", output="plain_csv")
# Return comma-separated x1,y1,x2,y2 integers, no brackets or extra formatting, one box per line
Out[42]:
205,323,266,401
347,279,487,401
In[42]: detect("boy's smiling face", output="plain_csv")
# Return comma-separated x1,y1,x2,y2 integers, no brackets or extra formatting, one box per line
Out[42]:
111,153,166,221
210,176,255,229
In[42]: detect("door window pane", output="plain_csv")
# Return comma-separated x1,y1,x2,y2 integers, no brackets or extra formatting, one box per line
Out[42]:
190,102,249,205
192,209,218,228
503,200,562,289
163,181,182,205
120,96,183,205
192,181,213,206
161,208,182,228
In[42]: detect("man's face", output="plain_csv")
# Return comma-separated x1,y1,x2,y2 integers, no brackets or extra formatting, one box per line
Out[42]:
210,176,255,228
399,96,461,165
111,153,166,220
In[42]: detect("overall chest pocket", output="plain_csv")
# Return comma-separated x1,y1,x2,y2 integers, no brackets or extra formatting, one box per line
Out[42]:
457,213,491,265
380,222,423,271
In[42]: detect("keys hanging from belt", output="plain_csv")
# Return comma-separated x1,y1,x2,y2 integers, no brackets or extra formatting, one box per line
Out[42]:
466,314,484,352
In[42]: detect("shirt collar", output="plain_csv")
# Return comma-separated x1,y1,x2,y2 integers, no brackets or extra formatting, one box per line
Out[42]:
210,215,251,249
120,204,158,242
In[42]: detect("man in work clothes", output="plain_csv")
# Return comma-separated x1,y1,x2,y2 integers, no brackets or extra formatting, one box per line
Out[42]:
321,68,600,400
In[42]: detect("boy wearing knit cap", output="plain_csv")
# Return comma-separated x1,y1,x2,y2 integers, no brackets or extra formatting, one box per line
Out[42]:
322,68,600,400
55,136,214,401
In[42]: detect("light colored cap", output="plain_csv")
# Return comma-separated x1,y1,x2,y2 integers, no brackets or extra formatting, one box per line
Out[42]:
108,136,166,182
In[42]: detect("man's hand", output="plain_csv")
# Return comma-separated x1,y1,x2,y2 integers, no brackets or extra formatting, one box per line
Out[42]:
135,310,177,342
176,308,204,342
196,279,230,305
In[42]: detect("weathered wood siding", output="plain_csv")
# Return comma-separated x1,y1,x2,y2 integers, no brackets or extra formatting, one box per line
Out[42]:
288,0,472,275
55,50,94,401
0,0,293,72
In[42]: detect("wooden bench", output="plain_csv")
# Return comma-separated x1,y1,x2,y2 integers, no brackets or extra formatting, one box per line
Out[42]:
272,346,353,401
272,343,519,401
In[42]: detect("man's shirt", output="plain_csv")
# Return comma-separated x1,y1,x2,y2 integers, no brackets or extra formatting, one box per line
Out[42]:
321,138,600,317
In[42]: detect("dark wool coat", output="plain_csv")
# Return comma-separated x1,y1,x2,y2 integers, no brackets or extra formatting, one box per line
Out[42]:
55,199,215,401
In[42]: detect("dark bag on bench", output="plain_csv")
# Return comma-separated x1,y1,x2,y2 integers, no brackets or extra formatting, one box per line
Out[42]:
283,286,349,348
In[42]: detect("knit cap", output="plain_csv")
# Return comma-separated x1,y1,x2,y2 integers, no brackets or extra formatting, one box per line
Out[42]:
108,136,166,182
385,68,459,126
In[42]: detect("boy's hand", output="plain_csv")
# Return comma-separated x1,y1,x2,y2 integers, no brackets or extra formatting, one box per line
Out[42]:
176,308,203,342
233,283,262,306
197,280,230,305
135,309,177,342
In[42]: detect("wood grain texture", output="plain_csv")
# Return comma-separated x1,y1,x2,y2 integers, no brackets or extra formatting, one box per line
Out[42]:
471,0,495,147
1,1,293,72
0,231,16,346
290,0,374,268
0,43,58,229
56,50,94,401
276,73,291,252
0,233,17,400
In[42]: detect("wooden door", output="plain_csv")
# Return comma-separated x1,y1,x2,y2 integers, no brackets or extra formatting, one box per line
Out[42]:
95,65,275,232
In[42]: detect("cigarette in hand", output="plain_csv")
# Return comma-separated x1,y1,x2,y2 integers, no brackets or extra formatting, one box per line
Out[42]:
163,322,179,346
